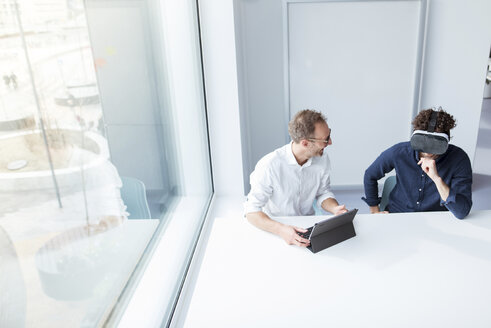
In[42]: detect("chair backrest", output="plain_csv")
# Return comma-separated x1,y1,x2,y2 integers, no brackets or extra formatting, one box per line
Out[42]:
121,176,152,219
379,175,396,212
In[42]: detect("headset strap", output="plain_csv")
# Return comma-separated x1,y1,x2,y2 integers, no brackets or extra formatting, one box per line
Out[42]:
428,110,438,133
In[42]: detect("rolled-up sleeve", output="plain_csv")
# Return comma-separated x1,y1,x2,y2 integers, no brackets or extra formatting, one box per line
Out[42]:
316,165,336,208
244,159,274,215
363,146,396,206
441,157,473,219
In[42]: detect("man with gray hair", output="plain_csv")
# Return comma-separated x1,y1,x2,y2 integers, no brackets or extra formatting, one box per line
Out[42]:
244,109,347,248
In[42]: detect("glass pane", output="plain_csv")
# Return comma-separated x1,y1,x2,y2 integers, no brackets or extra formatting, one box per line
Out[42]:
0,0,212,326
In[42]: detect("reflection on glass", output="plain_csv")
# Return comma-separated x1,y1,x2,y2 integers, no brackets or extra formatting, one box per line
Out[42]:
1,0,213,326
0,0,109,212
0,0,150,326
0,225,26,327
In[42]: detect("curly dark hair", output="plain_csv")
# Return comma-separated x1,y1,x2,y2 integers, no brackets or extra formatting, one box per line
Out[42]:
412,107,456,137
288,109,327,143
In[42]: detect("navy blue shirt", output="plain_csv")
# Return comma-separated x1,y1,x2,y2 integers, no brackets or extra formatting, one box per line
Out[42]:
363,142,472,219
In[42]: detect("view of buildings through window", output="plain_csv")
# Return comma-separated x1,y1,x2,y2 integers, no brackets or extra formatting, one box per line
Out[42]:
0,0,103,205
0,0,213,326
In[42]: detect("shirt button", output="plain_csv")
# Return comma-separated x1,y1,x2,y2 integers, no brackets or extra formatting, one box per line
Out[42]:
419,188,422,191
416,201,420,205
421,174,424,177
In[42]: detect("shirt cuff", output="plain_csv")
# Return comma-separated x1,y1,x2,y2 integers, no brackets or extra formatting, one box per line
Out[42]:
243,200,263,216
316,192,336,208
361,196,381,206
440,189,456,205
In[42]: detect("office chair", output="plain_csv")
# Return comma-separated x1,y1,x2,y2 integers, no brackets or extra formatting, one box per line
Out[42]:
121,176,152,219
379,175,396,212
313,200,326,215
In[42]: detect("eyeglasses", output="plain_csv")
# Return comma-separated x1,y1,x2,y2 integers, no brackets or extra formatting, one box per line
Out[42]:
308,132,331,145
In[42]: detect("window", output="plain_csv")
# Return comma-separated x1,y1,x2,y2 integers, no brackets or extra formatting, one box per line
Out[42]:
0,0,212,326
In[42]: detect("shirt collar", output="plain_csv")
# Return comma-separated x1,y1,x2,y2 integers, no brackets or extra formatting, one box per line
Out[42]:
286,142,312,167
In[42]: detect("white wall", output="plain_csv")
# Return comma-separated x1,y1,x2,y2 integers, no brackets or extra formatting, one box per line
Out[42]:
199,0,244,196
234,0,286,192
420,0,491,164
288,1,423,186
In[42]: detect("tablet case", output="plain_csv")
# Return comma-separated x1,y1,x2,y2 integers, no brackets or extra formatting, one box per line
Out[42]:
307,209,358,253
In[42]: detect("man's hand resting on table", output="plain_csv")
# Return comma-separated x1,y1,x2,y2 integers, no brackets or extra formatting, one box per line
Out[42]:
278,224,310,247
246,211,311,248
321,198,348,215
369,205,388,214
332,204,348,215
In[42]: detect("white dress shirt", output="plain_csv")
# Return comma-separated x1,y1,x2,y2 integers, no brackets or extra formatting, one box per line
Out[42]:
244,142,336,217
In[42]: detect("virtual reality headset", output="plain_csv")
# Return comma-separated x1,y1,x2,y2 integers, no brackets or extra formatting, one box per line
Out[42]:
410,108,449,155
410,130,449,155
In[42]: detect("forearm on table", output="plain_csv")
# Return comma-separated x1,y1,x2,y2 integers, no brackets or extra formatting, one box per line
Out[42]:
433,177,472,219
445,195,472,219
369,205,382,213
246,211,284,235
433,177,450,201
321,197,340,214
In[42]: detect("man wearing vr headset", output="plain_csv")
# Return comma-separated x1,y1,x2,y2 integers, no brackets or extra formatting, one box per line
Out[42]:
362,108,472,219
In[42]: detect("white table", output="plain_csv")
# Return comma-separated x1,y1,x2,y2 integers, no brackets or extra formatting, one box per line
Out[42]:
184,210,491,328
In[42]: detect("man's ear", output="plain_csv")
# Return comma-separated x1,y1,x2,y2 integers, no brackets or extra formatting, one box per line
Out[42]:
300,139,309,147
